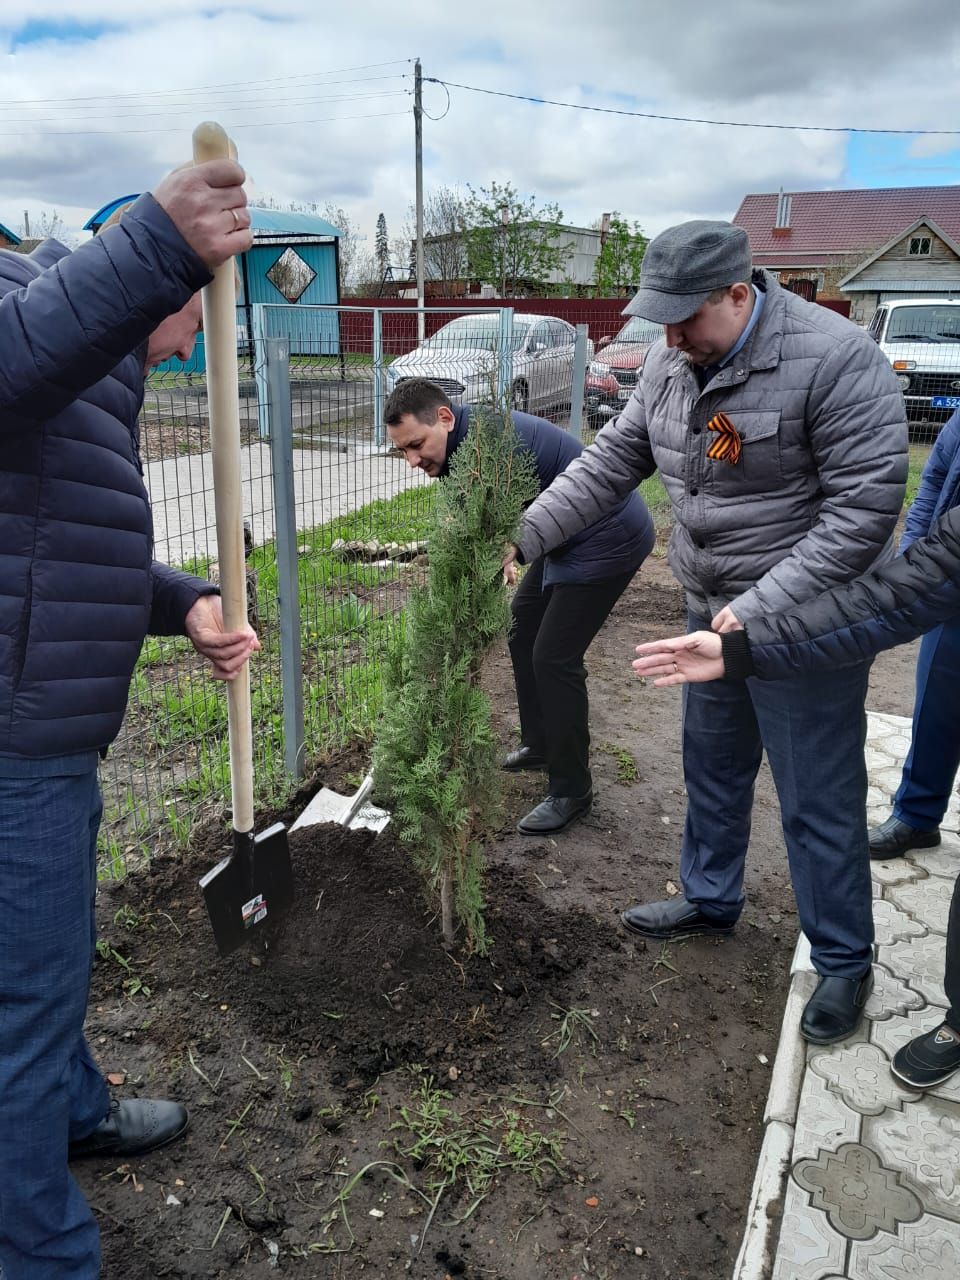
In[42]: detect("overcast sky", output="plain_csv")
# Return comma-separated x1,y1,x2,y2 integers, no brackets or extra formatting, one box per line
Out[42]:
2,0,959,255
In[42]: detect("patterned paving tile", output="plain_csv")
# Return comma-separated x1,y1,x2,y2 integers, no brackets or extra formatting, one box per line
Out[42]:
906,845,960,881
810,1043,911,1116
793,1067,861,1160
871,900,926,948
867,1099,960,1222
772,1177,848,1280
864,961,926,1022
792,1143,923,1240
882,935,949,1007
870,860,925,889
889,879,953,934
848,1216,960,1279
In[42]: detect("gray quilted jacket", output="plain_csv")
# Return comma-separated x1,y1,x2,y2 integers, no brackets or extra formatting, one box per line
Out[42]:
516,272,908,622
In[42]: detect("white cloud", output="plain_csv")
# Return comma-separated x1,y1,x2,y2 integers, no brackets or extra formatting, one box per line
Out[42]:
1,0,958,249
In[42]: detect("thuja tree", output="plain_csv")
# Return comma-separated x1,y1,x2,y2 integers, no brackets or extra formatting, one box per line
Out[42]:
373,406,537,952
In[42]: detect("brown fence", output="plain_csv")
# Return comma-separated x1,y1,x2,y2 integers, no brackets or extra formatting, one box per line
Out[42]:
345,297,629,351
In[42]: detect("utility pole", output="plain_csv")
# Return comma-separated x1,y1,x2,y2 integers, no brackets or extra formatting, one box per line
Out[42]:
23,210,30,238
595,212,610,298
414,58,425,342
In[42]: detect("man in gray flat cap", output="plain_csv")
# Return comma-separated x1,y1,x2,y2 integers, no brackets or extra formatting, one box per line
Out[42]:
505,220,908,1043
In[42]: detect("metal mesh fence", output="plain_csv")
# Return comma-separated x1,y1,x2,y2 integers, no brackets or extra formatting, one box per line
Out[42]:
99,296,933,869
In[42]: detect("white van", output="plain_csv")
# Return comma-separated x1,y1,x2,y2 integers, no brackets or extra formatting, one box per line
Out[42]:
867,298,960,423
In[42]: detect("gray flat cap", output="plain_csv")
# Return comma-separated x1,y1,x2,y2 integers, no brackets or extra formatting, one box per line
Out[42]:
624,221,752,323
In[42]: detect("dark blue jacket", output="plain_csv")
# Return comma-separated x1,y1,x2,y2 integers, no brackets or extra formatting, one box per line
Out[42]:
724,502,960,681
0,194,215,758
442,406,654,586
902,408,960,550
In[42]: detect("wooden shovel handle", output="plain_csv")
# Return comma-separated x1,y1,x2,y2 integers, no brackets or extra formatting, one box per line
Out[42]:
192,121,253,835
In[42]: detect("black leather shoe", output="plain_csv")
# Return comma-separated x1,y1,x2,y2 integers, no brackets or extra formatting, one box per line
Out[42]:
869,814,940,860
517,791,592,834
502,746,548,772
620,896,736,941
800,969,874,1045
69,1098,189,1160
891,1022,960,1089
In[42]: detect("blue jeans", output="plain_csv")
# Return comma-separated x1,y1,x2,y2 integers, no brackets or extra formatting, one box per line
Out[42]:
894,620,960,831
679,615,874,979
0,768,109,1280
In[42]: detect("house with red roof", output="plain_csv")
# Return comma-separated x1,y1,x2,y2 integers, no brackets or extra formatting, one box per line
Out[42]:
733,186,960,324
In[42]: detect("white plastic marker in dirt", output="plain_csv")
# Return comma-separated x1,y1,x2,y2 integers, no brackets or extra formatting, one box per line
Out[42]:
193,121,295,955
291,773,390,835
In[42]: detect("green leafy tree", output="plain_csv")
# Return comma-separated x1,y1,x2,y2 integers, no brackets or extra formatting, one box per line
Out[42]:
593,213,648,297
461,182,571,296
373,408,537,952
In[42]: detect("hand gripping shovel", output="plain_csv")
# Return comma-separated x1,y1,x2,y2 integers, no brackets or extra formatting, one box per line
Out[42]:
193,121,294,955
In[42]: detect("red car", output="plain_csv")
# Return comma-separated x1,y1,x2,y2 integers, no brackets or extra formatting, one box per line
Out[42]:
585,316,663,428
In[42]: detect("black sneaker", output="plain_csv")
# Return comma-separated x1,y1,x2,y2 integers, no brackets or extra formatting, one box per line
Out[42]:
891,1022,960,1089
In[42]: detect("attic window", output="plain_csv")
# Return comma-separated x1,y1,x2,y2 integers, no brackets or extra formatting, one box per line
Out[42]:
909,236,932,257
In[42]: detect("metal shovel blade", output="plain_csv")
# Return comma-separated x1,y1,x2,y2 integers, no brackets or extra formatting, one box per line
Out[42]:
292,773,390,834
199,822,295,957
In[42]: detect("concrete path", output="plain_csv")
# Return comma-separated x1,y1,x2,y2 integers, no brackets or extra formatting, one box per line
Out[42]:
736,711,960,1279
145,440,424,567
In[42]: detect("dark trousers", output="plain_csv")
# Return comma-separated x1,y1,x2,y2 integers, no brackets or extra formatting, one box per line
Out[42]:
0,769,109,1280
509,559,635,797
680,613,875,979
945,877,960,1032
894,619,960,831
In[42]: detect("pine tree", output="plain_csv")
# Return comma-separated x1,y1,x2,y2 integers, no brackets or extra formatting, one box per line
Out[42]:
373,407,537,952
375,212,389,278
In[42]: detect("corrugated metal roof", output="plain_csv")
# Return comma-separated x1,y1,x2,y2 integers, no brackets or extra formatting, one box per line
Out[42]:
84,199,341,239
734,186,960,256
248,207,340,238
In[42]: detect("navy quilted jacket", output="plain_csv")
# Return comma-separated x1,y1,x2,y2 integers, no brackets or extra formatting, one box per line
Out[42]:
442,406,654,585
0,194,216,757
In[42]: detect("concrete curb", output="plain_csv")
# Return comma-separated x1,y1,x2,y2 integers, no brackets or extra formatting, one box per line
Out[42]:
730,941,815,1280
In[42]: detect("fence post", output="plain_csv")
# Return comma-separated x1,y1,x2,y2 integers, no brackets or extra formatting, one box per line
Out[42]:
569,323,589,442
372,308,385,447
264,335,306,780
251,305,270,440
496,307,515,409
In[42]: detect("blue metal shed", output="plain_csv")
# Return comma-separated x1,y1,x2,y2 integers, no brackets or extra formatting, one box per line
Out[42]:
84,199,343,373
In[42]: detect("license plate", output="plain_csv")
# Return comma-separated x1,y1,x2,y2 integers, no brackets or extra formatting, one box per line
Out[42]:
931,396,960,409
617,387,631,401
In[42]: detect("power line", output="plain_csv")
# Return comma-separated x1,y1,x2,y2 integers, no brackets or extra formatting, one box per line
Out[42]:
429,78,960,137
2,90,409,126
3,60,414,108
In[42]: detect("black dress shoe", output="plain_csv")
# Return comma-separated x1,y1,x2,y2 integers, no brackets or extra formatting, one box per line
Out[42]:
69,1098,189,1160
517,791,592,834
800,969,874,1045
620,896,736,941
502,746,548,772
891,1021,960,1089
869,814,940,860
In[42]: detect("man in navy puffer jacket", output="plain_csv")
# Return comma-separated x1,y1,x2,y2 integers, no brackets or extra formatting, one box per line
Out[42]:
867,408,960,860
385,377,654,836
0,159,257,1280
632,497,960,1089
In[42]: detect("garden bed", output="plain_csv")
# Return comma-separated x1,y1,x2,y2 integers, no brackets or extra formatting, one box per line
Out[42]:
79,561,914,1278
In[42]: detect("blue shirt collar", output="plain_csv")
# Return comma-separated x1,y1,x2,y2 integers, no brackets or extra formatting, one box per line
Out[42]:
717,285,764,368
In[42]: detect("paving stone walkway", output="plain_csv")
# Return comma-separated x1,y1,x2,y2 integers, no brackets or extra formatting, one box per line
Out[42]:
735,711,960,1280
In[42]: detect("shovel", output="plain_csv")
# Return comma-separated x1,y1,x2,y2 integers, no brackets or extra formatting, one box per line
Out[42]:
193,120,295,956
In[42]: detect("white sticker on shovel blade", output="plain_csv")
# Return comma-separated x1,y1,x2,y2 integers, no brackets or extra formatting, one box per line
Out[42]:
242,894,267,927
